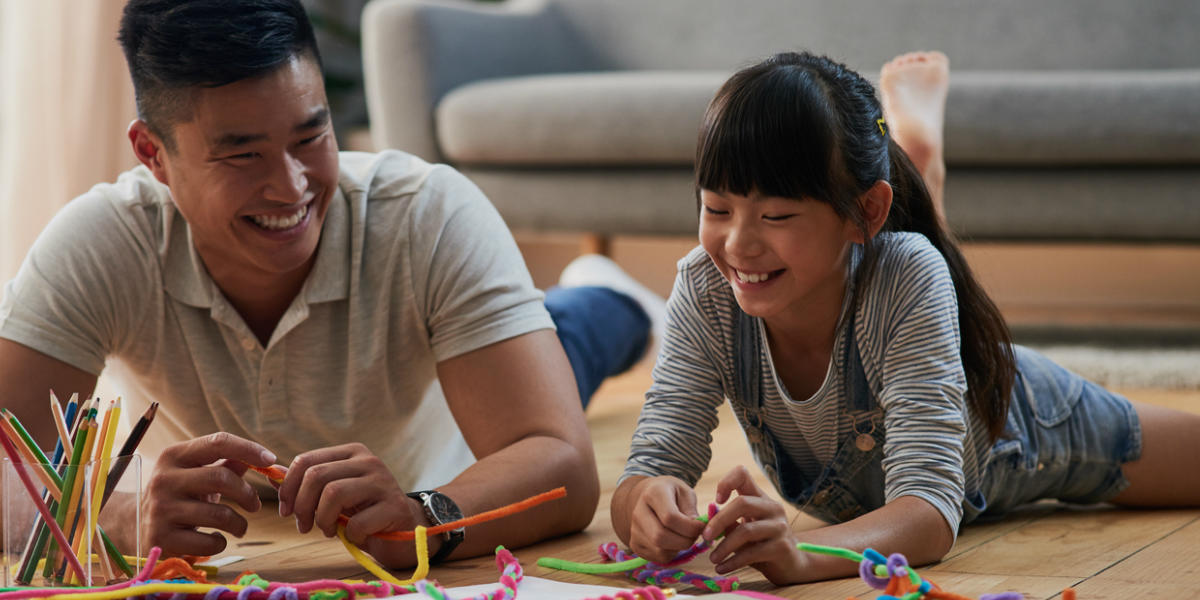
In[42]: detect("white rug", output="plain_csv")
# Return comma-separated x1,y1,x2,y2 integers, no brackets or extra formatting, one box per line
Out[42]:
1031,345,1200,390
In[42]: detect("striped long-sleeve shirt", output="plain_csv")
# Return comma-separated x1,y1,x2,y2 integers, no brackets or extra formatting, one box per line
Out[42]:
622,232,993,535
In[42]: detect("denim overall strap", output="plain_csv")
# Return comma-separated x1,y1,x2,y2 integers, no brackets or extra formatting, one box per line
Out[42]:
732,306,887,523
734,307,777,480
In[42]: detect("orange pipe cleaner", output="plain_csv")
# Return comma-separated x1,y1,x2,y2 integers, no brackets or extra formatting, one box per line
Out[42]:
245,464,568,541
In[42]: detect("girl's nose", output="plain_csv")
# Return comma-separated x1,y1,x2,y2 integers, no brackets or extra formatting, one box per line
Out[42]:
725,221,764,259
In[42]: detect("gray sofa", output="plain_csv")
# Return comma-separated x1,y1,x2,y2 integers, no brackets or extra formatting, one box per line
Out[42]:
361,0,1200,244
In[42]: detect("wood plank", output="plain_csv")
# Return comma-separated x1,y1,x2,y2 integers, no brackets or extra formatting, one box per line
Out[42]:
929,508,1197,578
1082,515,1200,584
1068,579,1200,600
853,572,1079,600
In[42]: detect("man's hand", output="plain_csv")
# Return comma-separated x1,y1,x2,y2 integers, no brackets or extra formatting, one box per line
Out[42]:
141,432,276,556
277,442,429,567
621,475,706,564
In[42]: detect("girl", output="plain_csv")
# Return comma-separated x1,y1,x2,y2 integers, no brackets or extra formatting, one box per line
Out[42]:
610,51,1200,584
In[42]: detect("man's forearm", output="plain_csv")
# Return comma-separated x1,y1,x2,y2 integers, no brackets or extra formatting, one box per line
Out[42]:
436,433,599,560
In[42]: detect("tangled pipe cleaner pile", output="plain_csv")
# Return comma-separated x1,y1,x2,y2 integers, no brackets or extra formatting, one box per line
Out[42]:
537,504,738,594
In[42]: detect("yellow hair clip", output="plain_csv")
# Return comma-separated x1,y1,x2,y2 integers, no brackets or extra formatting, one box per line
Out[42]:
876,118,887,136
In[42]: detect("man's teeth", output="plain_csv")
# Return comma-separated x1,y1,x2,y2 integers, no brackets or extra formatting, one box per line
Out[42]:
735,270,773,283
250,204,309,230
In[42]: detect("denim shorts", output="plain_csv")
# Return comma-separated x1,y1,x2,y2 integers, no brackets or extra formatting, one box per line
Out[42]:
971,345,1143,521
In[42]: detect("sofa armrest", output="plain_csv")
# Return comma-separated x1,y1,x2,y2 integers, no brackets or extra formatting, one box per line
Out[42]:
362,0,599,161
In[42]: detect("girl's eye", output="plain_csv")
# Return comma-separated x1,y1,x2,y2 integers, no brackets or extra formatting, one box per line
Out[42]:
763,214,795,222
703,205,729,215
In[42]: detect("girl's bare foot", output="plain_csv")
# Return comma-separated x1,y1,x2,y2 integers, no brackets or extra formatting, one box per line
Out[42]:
879,51,949,219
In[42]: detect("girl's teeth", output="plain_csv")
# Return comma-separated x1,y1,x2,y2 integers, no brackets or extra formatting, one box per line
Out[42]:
736,270,771,283
250,204,309,230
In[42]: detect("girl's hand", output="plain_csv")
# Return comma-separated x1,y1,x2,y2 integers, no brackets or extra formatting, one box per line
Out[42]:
626,475,707,564
703,465,805,585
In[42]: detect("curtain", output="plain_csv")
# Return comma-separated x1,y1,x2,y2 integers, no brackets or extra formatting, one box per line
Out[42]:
0,0,136,283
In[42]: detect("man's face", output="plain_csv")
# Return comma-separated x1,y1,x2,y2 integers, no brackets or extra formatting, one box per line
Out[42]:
155,56,339,289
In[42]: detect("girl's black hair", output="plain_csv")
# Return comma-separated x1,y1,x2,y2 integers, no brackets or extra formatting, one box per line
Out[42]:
696,51,1015,440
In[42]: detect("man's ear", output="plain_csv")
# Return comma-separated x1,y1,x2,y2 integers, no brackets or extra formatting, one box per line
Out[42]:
127,120,171,186
847,180,893,243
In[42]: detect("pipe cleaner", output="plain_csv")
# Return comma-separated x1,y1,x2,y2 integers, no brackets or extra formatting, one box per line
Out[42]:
797,543,1079,600
0,484,571,600
538,503,738,593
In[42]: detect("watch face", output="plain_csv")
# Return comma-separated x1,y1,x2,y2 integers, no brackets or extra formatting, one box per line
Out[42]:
429,492,464,523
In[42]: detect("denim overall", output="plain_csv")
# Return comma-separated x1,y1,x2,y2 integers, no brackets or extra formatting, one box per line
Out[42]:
731,307,889,523
731,308,1141,526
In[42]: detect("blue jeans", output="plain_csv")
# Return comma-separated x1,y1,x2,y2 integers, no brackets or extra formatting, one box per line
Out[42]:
545,286,650,409
971,345,1142,521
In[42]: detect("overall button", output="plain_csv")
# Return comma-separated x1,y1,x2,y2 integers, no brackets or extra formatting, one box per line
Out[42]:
812,489,831,505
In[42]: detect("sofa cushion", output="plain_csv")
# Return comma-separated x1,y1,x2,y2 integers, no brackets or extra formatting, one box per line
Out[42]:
437,70,1200,168
438,71,719,167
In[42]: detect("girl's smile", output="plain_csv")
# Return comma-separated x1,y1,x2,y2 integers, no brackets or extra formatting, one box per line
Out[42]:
698,189,857,327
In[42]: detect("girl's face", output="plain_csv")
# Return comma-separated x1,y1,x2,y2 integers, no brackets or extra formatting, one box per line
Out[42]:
699,189,859,322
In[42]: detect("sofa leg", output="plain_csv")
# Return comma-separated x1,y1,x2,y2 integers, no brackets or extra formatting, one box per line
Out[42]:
580,233,612,256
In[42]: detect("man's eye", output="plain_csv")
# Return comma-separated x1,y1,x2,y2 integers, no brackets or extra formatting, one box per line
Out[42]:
227,152,257,160
298,134,321,145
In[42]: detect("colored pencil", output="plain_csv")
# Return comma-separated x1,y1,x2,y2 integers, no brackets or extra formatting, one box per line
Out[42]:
50,393,75,458
102,402,157,506
57,417,97,583
0,424,88,583
85,399,121,582
44,409,92,579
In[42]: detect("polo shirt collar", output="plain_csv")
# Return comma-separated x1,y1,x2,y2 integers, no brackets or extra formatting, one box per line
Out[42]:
162,187,351,309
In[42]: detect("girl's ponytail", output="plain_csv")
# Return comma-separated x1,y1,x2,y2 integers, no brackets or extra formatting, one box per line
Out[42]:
885,139,1016,440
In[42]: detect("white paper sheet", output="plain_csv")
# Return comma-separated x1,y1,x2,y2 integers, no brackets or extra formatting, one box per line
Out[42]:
406,575,696,599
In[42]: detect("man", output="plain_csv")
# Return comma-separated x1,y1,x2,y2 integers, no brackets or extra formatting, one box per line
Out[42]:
0,0,656,568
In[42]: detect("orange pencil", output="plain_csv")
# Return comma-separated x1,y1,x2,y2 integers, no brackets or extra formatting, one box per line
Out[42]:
0,411,61,501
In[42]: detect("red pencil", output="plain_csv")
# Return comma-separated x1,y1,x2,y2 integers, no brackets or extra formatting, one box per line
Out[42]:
0,425,89,583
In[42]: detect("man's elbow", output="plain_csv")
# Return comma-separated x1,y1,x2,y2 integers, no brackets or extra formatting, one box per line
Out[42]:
562,455,601,533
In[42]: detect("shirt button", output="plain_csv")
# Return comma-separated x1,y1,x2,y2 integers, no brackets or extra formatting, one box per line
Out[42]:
242,338,256,351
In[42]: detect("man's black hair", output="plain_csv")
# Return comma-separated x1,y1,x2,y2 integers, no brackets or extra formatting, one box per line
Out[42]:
117,0,323,149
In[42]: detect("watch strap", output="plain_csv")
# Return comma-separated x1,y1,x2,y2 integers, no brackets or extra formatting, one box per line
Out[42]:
407,490,464,564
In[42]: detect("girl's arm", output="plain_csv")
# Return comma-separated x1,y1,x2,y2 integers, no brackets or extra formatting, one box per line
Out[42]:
701,466,954,585
613,251,732,561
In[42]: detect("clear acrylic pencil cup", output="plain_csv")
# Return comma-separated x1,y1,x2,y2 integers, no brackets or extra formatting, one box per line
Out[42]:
3,455,141,587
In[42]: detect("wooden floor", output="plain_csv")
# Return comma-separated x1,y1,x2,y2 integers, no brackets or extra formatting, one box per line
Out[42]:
214,361,1200,599
208,233,1200,598
579,363,1200,600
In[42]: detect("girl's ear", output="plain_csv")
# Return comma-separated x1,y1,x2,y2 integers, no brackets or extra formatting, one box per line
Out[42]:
847,180,893,243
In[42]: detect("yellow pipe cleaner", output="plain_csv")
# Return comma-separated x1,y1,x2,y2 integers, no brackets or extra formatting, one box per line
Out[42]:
336,524,428,587
43,582,249,600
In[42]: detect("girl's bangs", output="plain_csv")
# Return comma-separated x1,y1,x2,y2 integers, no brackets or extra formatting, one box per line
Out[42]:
695,67,836,202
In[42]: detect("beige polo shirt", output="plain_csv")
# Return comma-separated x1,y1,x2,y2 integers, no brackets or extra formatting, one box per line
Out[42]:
0,151,554,491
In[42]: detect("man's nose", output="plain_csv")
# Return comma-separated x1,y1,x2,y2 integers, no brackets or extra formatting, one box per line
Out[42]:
265,153,307,203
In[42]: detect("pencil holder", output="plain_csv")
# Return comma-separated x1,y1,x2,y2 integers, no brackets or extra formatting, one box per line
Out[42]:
2,454,141,587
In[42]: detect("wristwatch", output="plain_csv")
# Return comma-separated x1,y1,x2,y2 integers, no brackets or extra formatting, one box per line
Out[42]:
407,490,465,564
